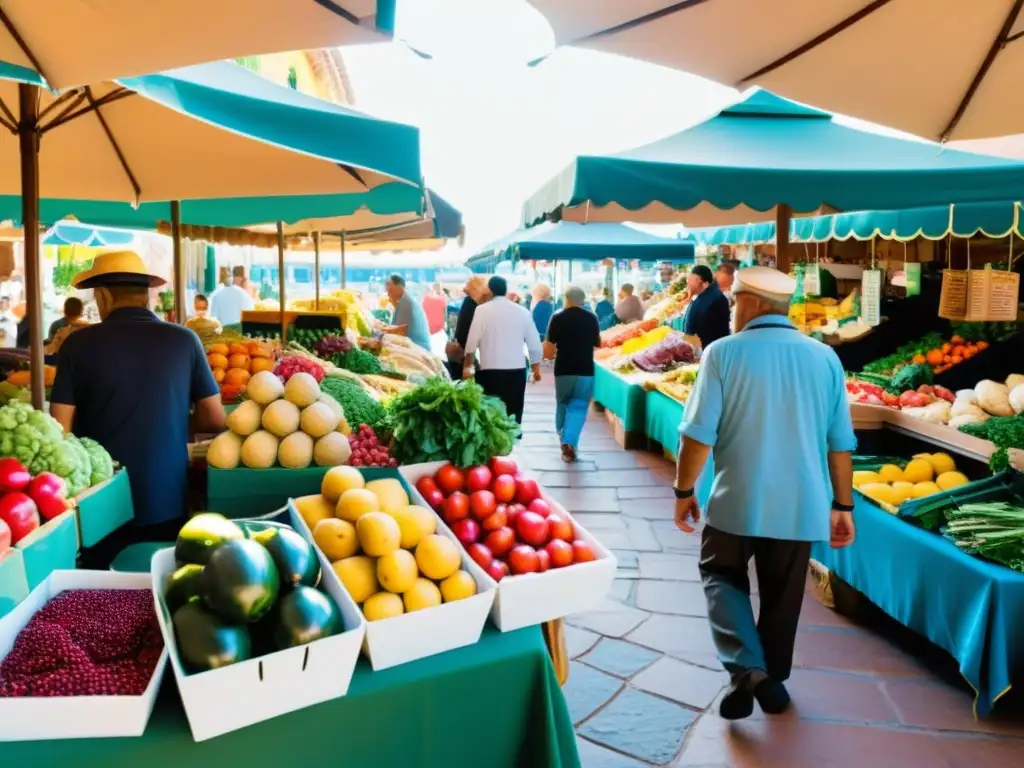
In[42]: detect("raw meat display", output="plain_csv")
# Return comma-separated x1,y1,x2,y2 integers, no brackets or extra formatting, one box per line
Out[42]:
631,335,698,373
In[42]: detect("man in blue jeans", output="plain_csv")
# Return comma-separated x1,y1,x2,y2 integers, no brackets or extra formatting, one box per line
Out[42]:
544,285,601,463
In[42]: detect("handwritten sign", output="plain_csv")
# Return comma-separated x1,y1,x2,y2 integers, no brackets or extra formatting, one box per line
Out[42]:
861,269,882,326
938,269,968,320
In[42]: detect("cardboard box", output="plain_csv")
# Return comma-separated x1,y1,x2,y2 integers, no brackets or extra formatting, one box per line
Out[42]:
0,570,168,741
151,546,365,742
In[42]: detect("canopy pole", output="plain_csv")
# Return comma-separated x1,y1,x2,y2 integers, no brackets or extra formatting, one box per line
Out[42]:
277,222,287,344
341,231,347,289
19,83,44,410
776,204,792,273
313,232,321,310
171,200,185,325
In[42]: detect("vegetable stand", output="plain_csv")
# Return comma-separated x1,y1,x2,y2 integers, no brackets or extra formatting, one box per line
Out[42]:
6,624,581,768
593,365,647,437
643,390,714,506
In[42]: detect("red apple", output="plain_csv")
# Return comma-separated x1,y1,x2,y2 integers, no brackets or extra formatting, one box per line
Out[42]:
547,512,574,543
515,511,550,548
514,477,540,505
491,474,516,503
572,540,597,563
0,492,39,545
0,458,31,493
467,542,493,570
481,507,508,532
0,518,10,557
423,488,445,510
469,490,497,521
546,539,574,568
28,473,68,522
508,544,540,575
536,548,551,572
451,519,481,546
489,456,517,477
434,464,465,495
442,491,470,524
466,465,493,493
527,498,551,518
484,526,516,558
415,476,440,499
486,559,509,582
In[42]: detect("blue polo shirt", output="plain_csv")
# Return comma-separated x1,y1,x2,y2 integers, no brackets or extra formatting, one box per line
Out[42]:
679,315,856,542
391,293,432,351
51,307,219,526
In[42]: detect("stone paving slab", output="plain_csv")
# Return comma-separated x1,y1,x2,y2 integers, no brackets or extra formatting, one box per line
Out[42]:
617,485,677,500
537,469,661,488
563,661,623,725
631,656,729,711
576,737,647,768
579,688,696,765
638,552,702,582
567,598,651,638
635,580,709,618
580,638,661,679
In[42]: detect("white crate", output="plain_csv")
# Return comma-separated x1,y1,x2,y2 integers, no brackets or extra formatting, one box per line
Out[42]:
400,462,617,632
151,545,365,743
289,491,496,671
0,570,168,741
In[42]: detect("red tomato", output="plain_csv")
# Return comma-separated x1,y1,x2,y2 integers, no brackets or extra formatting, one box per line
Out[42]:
434,464,465,495
486,559,509,582
484,526,516,558
481,507,508,532
489,456,518,477
546,512,574,543
527,498,551,518
469,490,497,521
423,489,445,510
451,519,481,546
515,511,550,548
536,548,551,572
506,503,525,527
441,491,470,525
514,477,540,505
546,539,574,568
572,540,597,563
415,476,440,499
466,466,493,493
491,474,516,503
508,544,540,575
467,542,493,570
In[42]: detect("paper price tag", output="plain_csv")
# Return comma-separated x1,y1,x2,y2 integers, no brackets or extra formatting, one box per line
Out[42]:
861,269,882,326
938,269,968,320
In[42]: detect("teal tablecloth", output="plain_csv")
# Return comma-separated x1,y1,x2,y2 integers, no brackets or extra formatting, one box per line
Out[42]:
812,498,1024,717
593,365,646,432
643,390,714,507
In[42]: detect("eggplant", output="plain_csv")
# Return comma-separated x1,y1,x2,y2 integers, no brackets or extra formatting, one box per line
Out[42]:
175,512,246,566
248,525,321,589
202,540,280,623
172,602,252,673
165,563,205,614
274,587,343,650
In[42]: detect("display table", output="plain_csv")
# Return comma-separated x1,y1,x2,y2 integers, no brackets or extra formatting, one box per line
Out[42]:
593,365,646,434
812,498,1024,717
7,625,580,768
643,390,714,506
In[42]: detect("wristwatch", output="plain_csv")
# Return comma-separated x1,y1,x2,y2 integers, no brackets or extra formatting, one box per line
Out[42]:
832,500,854,512
673,486,694,500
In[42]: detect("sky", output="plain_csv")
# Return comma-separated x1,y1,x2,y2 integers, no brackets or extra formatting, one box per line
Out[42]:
341,0,923,256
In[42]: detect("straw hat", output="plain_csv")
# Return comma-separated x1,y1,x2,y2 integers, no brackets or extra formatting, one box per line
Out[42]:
733,266,796,304
71,250,166,289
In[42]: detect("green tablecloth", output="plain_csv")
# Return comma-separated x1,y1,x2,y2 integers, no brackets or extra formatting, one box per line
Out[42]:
812,498,1024,717
593,365,646,433
8,625,580,768
643,390,714,506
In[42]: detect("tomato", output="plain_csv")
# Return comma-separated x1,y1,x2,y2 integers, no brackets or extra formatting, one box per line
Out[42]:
466,466,493,493
515,511,550,548
546,539,574,568
481,507,508,532
484,527,516,558
491,474,516,503
546,512,574,543
489,456,517,477
441,491,470,525
434,464,465,495
469,490,497,521
467,542,493,570
572,540,597,563
508,544,540,575
415,476,440,498
514,477,541,505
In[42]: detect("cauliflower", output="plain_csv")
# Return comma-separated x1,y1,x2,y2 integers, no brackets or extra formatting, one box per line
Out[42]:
0,401,93,496
79,437,115,486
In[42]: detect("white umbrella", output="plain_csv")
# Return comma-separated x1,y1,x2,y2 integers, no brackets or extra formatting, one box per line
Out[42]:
529,0,1024,141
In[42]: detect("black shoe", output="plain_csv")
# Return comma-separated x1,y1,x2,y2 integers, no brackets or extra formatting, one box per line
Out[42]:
560,443,576,463
753,678,791,714
718,683,754,720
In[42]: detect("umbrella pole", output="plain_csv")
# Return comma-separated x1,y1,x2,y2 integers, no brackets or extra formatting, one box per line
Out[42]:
776,204,792,273
340,231,347,290
171,201,185,325
313,232,321,310
18,84,44,410
277,222,287,344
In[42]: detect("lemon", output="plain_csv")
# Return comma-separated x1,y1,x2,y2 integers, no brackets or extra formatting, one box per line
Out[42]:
852,470,880,488
403,578,442,613
363,592,404,621
377,549,419,594
391,505,437,549
910,481,941,498
912,452,933,461
890,481,915,505
357,512,402,557
440,571,477,603
902,458,934,484
336,488,380,523
322,466,365,503
927,452,957,476
877,464,904,483
936,471,969,491
332,556,378,604
293,494,335,530
313,517,359,561
415,534,462,581
364,478,410,514
860,483,899,506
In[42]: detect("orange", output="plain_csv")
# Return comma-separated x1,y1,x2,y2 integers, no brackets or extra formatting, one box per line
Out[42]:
207,352,229,369
249,342,271,358
250,357,274,373
224,368,251,386
228,353,250,371
212,367,226,383
206,343,229,356
229,343,250,356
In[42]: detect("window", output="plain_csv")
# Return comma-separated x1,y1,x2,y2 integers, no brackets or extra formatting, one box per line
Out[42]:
287,66,298,90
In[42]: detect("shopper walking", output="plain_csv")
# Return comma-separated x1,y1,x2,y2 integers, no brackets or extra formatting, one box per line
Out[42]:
614,283,645,324
672,266,856,721
683,265,731,347
544,285,600,463
383,273,432,352
594,288,615,327
531,283,555,339
445,276,490,379
463,276,542,424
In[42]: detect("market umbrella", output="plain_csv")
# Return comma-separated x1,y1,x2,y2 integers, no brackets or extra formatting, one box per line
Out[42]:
527,0,1024,141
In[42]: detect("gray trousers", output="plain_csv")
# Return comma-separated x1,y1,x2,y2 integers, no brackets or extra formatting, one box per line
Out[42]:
699,525,811,683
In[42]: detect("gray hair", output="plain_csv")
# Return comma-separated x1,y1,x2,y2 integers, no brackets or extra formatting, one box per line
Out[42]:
620,283,635,295
564,285,586,307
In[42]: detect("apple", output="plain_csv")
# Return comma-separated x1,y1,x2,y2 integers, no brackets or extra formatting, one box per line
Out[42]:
442,491,470,524
434,464,465,495
491,474,516,503
509,544,540,575
486,559,509,582
415,476,440,499
481,507,508,531
572,540,597,563
28,472,68,522
514,477,540,505
423,488,445,510
484,526,516,558
489,456,517,477
0,492,39,545
0,458,31,493
527,498,551,518
466,465,493,493
469,490,497,521
536,548,551,573
515,511,550,548
546,539,574,568
547,512,574,543
451,519,481,546
467,542,493,570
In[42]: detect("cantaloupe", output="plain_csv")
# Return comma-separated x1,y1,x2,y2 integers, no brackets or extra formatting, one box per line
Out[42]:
207,431,243,469
278,431,314,469
247,370,284,405
300,401,339,438
225,399,262,436
284,372,320,408
318,392,345,422
241,430,279,469
262,399,300,437
314,433,351,467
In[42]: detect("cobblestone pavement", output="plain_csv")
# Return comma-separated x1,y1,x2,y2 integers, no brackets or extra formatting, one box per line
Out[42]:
513,378,1024,767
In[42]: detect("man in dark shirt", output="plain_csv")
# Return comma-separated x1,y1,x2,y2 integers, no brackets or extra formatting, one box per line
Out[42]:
445,276,490,379
50,251,225,563
684,265,731,348
544,285,601,463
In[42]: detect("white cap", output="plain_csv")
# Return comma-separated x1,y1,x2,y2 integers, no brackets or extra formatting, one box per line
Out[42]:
733,266,796,304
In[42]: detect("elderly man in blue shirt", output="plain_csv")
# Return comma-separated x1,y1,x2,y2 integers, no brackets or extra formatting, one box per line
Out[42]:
672,266,857,720
383,273,432,352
